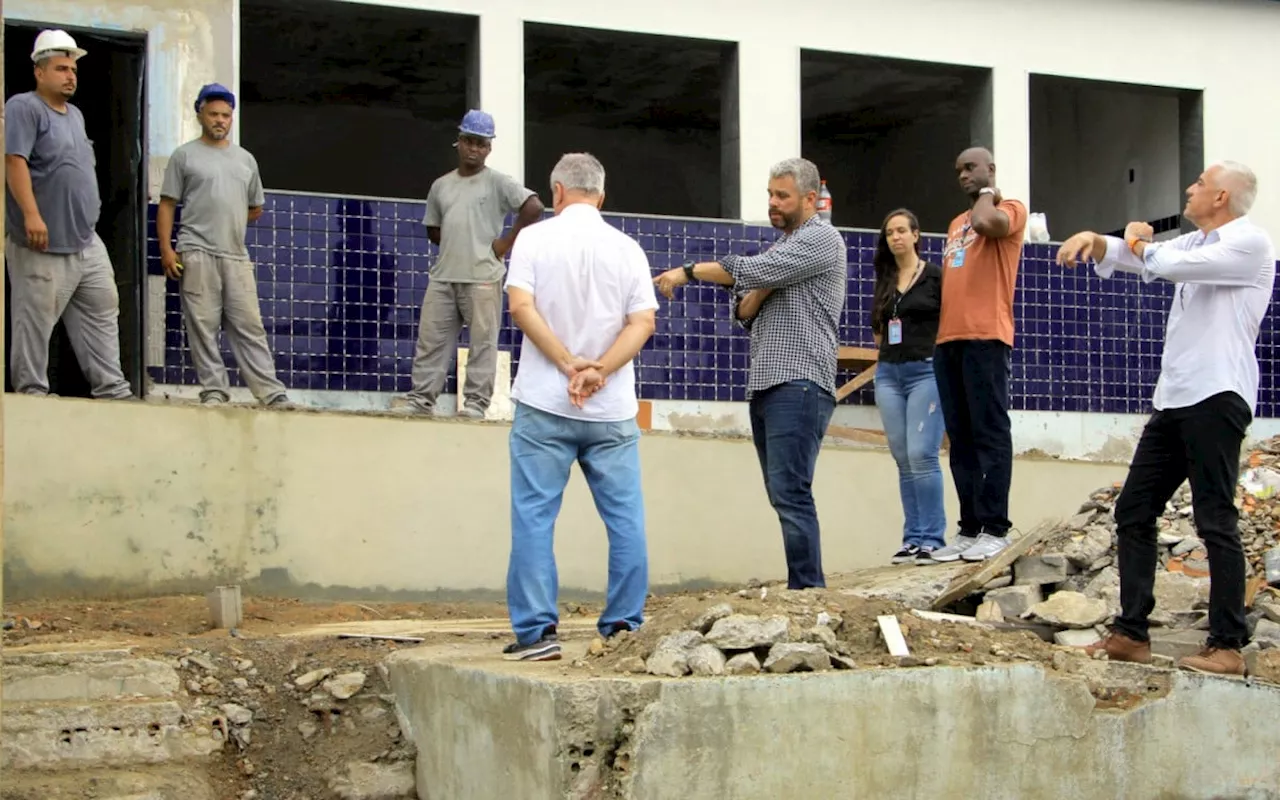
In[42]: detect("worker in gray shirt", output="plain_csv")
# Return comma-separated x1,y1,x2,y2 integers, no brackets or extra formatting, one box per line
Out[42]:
158,83,290,407
4,29,133,399
402,109,544,418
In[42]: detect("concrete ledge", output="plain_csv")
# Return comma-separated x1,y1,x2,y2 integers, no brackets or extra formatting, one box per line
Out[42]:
3,658,181,704
387,643,1280,800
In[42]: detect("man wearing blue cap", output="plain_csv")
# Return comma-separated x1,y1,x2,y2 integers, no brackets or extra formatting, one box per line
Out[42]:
5,29,133,398
403,109,544,418
157,83,290,407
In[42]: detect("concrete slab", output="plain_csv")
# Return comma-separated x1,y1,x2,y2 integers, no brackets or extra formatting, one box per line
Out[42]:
388,642,1280,800
834,563,969,609
3,658,180,703
1,699,225,771
0,766,216,800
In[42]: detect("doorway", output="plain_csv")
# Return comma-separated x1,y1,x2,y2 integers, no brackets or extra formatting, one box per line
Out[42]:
3,22,147,397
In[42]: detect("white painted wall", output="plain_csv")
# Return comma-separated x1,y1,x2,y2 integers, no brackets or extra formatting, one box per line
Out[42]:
340,0,1280,232
9,0,236,200
1031,80,1183,236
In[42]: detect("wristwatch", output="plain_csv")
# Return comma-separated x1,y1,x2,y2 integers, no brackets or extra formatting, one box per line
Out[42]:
682,260,696,282
978,187,997,198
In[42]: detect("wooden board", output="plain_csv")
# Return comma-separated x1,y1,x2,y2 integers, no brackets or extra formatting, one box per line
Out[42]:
929,520,1056,610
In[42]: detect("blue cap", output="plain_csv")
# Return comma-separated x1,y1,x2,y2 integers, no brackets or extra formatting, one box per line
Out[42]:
195,83,236,114
459,109,495,139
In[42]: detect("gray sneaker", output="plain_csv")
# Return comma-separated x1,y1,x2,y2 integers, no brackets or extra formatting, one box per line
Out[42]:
459,404,485,420
930,534,980,563
960,533,1010,562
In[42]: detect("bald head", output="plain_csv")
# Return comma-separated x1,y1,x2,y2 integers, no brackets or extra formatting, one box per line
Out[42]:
956,147,996,198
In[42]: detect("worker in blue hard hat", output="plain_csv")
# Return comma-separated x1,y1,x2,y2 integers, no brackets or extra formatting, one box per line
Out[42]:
400,109,545,418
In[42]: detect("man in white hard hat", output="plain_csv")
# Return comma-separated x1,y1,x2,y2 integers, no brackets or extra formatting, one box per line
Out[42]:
4,30,133,398
401,109,544,419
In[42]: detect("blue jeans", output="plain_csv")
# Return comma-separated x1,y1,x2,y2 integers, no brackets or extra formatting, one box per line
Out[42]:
507,402,648,646
749,380,836,589
874,359,948,550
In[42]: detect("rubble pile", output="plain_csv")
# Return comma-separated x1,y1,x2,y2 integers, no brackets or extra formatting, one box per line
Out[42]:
590,592,1060,677
1007,435,1280,651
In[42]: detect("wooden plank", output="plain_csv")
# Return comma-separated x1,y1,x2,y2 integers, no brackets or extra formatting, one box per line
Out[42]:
826,424,888,445
877,615,911,657
929,520,1057,610
837,345,879,362
834,364,878,401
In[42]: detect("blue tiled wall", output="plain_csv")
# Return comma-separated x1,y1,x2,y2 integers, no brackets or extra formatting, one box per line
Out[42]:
146,191,1280,417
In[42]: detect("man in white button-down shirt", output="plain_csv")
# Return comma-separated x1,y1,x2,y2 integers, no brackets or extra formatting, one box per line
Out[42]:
1057,161,1275,676
499,153,658,662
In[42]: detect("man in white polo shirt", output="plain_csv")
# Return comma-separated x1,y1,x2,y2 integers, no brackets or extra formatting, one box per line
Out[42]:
1057,161,1275,676
500,153,658,662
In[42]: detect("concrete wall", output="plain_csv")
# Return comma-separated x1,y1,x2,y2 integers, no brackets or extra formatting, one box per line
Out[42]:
376,0,1280,231
8,0,236,198
2,395,1128,600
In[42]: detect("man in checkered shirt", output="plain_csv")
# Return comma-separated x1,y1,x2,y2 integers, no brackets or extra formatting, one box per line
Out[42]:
654,157,846,589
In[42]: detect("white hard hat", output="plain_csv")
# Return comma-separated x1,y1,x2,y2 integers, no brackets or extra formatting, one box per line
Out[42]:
31,29,87,62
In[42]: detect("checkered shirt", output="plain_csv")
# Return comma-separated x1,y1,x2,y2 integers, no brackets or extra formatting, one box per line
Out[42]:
723,215,847,398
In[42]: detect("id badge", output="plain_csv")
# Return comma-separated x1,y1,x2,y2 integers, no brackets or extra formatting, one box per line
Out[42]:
951,247,966,268
887,318,903,345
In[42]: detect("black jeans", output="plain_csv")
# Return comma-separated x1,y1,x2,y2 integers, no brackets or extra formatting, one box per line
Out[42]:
933,340,1013,536
749,380,837,589
1113,392,1252,649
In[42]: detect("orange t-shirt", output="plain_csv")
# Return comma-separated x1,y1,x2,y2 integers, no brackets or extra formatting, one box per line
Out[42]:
936,199,1027,347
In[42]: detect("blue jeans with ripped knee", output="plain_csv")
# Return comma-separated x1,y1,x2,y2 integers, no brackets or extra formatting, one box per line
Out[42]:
874,359,947,550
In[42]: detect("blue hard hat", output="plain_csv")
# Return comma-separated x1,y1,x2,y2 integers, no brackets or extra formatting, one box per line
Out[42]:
458,109,495,139
195,83,236,114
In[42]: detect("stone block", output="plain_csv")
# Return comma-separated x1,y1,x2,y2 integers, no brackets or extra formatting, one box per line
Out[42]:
1014,554,1071,586
206,585,243,629
985,585,1043,618
2,658,180,704
1149,630,1208,661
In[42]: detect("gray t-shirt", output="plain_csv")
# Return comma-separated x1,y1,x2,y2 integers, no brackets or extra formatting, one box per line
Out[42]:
424,167,535,283
160,140,265,258
4,92,101,254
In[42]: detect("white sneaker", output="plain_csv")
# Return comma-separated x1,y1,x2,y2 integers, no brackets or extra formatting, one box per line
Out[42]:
930,535,980,563
960,533,1009,562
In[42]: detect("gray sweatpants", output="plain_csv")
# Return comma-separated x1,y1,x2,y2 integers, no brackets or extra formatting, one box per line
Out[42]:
407,279,501,411
179,249,286,404
5,234,133,398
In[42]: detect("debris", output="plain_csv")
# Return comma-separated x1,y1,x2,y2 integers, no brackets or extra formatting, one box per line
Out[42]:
704,615,789,650
1061,527,1112,570
1024,592,1109,629
221,702,254,726
1053,629,1101,648
336,634,425,644
909,609,992,628
985,585,1043,618
1254,618,1280,645
1254,650,1280,684
763,643,831,673
328,761,417,800
614,656,647,674
324,671,368,700
690,603,734,634
877,615,910,657
932,522,1054,609
1148,630,1208,661
295,668,334,691
724,652,762,675
645,631,703,677
687,643,727,676
802,625,838,649
975,601,1004,623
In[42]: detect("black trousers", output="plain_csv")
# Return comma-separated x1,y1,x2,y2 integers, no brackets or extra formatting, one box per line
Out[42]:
933,340,1013,536
1113,391,1252,649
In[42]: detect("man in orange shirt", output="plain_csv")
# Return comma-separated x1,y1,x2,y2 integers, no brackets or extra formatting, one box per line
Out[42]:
929,147,1027,563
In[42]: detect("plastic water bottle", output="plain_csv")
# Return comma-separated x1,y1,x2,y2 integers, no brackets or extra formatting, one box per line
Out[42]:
817,180,833,223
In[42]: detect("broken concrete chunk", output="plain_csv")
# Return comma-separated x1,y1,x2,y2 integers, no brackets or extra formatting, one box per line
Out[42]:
982,575,1014,590
687,643,727,676
1254,650,1280,684
1172,537,1205,557
1158,531,1184,547
1061,527,1112,570
324,672,367,700
975,601,1004,623
220,702,254,726
1013,553,1070,586
1254,618,1280,644
614,656,647,674
985,585,1043,618
328,760,417,800
801,625,838,649
829,653,859,670
763,643,831,673
1024,591,1110,629
1054,629,1102,648
294,668,334,691
690,603,734,634
1258,601,1280,625
645,631,704,677
1154,572,1210,613
705,615,789,650
724,652,762,675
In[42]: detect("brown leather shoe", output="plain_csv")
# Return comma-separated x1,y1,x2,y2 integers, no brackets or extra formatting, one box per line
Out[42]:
1178,647,1246,676
1083,632,1153,664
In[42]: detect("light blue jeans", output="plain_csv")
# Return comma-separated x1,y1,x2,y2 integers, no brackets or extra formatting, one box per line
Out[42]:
874,359,948,550
507,402,648,646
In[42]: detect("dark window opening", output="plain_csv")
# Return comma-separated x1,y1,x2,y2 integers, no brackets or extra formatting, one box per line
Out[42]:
240,0,475,199
801,50,992,232
1030,75,1202,239
524,23,735,218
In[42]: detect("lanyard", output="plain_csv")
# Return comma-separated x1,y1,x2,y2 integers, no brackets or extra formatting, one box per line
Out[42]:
891,259,924,319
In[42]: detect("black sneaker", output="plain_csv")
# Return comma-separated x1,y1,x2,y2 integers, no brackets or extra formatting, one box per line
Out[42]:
891,544,921,565
502,633,561,662
915,546,939,564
